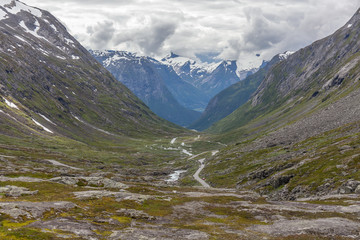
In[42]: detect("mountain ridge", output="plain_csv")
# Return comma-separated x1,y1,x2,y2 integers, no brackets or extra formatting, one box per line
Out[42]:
189,53,285,131
90,49,202,126
0,0,182,142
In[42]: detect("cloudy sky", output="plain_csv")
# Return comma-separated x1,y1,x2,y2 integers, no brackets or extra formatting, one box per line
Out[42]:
25,0,359,68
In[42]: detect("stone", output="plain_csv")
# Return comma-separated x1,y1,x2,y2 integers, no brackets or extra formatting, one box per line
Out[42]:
248,218,360,238
49,176,128,189
0,185,38,197
0,176,44,182
73,190,152,203
29,218,100,239
339,186,352,194
0,201,77,219
109,226,209,240
346,180,360,191
116,209,156,220
49,176,78,186
355,185,360,194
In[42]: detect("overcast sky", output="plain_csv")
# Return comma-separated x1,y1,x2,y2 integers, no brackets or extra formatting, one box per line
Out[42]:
24,0,359,68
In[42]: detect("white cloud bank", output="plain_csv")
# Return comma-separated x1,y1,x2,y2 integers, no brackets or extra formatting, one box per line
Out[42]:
25,0,359,68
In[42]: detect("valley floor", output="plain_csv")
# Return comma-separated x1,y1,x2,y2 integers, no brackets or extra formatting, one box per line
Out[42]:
0,136,359,240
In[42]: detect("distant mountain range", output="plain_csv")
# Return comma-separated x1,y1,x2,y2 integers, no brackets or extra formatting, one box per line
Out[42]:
89,50,201,126
189,51,294,130
91,50,258,126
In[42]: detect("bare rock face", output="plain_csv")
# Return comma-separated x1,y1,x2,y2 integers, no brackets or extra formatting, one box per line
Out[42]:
116,209,156,221
355,185,360,194
29,218,101,239
109,226,209,240
338,180,360,194
248,218,360,238
49,176,128,189
0,176,44,182
0,185,38,197
0,201,76,219
73,190,152,202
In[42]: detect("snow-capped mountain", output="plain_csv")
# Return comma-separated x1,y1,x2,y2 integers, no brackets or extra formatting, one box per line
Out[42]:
279,51,295,60
92,50,260,116
160,52,258,97
90,50,202,126
160,52,220,84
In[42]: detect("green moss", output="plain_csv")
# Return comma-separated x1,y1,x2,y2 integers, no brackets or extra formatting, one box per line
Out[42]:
112,216,132,224
1,220,35,228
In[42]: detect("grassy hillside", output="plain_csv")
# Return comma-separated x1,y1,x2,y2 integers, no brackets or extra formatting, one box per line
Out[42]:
197,8,360,199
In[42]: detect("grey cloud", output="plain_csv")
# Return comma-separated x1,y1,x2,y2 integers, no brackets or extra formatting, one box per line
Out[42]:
114,15,180,55
88,21,116,50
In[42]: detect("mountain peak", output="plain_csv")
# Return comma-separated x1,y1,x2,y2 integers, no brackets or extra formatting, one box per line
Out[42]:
278,51,294,60
169,52,180,59
1,0,42,18
345,8,360,28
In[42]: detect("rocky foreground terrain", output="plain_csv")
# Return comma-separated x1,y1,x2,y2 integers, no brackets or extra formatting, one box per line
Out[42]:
0,137,359,240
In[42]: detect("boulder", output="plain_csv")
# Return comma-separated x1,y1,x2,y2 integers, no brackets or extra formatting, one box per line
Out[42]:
0,185,38,197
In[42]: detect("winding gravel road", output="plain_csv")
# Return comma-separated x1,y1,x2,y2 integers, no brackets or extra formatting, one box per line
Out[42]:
193,158,211,188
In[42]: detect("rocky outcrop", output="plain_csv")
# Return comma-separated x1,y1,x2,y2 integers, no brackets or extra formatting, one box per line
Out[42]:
0,176,44,182
73,190,152,202
109,226,209,240
0,201,76,219
249,218,360,238
338,180,360,194
0,185,38,197
116,209,156,221
29,218,101,239
49,176,128,189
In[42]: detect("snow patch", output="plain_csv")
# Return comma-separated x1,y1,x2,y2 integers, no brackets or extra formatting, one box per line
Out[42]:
32,118,53,133
71,55,80,60
0,7,8,20
212,150,219,156
39,114,56,125
166,170,187,183
4,0,42,18
47,160,81,170
279,51,294,60
39,48,49,56
163,147,179,151
182,149,193,156
170,137,177,144
55,55,66,60
19,20,50,43
347,24,352,28
73,115,115,136
64,38,74,45
49,24,57,32
3,98,19,109
15,35,28,43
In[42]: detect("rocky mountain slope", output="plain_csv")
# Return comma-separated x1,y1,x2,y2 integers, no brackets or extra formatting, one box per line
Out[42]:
189,54,288,131
90,50,201,126
199,8,360,199
0,0,184,144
